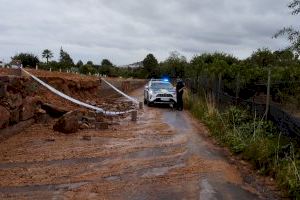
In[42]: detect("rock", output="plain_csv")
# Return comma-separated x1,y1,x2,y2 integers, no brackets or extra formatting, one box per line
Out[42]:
45,138,55,142
0,118,34,141
53,110,82,134
41,103,68,118
80,123,90,129
82,116,96,123
86,111,96,118
9,108,20,124
95,122,108,130
0,105,10,129
0,76,10,83
90,101,97,106
82,135,91,141
0,84,7,97
7,93,22,109
95,113,104,122
20,97,37,121
36,108,46,114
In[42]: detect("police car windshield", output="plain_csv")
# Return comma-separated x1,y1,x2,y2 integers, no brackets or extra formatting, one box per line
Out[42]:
150,82,173,89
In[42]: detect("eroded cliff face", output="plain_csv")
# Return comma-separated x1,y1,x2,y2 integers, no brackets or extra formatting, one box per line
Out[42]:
0,68,146,140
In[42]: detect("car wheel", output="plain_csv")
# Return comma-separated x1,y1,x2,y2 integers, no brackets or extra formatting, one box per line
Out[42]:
147,100,152,107
144,98,147,104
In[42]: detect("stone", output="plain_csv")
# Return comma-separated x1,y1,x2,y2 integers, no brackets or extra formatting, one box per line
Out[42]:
90,101,97,106
36,108,46,114
95,113,104,122
82,116,96,123
9,109,19,124
0,84,7,97
41,103,68,118
0,105,10,129
0,118,34,141
20,97,37,121
82,135,91,141
86,111,96,118
53,110,81,134
80,123,90,129
0,76,10,83
95,122,108,130
36,113,51,124
7,93,22,109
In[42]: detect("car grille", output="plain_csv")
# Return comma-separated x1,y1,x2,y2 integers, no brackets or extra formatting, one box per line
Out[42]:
156,94,173,97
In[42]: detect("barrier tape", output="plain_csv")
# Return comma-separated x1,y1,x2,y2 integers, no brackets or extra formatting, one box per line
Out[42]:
101,78,139,104
21,68,134,116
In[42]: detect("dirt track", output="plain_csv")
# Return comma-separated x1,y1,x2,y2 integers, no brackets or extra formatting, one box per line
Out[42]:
0,86,279,199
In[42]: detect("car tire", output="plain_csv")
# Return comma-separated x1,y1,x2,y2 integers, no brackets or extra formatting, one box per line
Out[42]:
147,100,152,107
144,98,147,104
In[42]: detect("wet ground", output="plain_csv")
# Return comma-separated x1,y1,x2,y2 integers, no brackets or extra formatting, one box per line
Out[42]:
0,88,279,200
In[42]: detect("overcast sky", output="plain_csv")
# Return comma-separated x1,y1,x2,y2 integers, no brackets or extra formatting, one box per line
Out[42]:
0,0,298,65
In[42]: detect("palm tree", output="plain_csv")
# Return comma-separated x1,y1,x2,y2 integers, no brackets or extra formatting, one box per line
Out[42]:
42,49,53,64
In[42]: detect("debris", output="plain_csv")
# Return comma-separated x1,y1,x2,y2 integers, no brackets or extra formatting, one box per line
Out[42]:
82,135,92,141
0,105,10,128
95,122,108,130
41,103,68,118
53,110,82,134
80,123,90,129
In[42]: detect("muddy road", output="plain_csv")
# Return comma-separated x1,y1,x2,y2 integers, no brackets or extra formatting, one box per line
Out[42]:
0,87,278,200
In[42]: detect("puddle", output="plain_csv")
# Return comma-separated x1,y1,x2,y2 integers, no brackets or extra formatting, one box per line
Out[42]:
141,163,186,177
162,111,192,131
199,175,260,200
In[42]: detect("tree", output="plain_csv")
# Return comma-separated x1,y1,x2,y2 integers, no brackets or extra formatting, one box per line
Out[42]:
101,59,113,66
59,47,74,69
142,54,158,78
76,60,83,68
42,49,53,64
274,0,300,55
87,61,94,65
247,48,276,67
11,53,39,68
162,51,187,78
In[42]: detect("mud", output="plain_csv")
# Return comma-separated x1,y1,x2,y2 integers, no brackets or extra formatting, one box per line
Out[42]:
0,86,281,199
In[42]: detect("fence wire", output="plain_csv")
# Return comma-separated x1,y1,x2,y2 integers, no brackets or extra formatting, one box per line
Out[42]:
185,76,300,138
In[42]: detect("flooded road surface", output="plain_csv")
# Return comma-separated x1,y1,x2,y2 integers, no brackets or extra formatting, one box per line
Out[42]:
0,88,277,199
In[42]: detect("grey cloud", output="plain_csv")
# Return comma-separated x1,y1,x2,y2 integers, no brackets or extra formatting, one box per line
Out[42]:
0,0,298,65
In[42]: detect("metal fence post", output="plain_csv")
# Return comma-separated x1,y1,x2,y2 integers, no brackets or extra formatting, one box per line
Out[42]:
235,73,240,104
218,73,222,103
265,68,271,118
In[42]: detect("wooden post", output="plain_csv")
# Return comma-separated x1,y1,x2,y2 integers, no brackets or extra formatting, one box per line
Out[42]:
131,110,138,121
265,68,271,118
139,101,144,110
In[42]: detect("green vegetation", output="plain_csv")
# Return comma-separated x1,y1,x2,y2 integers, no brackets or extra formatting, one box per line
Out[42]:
274,0,300,54
184,91,300,198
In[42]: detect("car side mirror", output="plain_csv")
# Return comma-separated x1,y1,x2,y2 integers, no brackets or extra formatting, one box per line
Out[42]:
145,86,149,90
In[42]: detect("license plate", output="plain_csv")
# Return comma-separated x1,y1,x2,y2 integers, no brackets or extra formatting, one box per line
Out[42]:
161,98,170,101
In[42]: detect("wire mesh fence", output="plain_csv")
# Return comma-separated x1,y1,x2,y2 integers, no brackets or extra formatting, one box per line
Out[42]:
184,75,300,138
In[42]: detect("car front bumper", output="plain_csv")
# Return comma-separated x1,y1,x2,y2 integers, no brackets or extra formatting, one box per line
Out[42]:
148,94,177,104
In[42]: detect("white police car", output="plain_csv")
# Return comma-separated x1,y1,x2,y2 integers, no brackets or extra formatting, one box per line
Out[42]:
144,79,177,106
